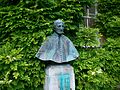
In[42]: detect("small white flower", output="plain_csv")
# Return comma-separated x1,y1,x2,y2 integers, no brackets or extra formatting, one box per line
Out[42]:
92,72,95,75
13,57,16,60
8,80,12,83
6,55,10,58
96,69,102,74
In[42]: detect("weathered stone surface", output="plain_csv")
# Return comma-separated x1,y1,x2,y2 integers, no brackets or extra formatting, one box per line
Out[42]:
44,64,75,90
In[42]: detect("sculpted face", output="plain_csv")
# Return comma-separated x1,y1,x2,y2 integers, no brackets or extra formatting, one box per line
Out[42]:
54,20,64,34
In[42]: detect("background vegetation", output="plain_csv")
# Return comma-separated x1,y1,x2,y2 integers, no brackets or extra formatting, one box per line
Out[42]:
0,0,120,90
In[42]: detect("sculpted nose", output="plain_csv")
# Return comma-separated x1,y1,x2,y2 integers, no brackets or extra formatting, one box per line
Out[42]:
60,26,64,30
60,27,63,30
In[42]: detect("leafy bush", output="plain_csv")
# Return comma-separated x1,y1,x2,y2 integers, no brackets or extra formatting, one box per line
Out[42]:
75,27,100,47
0,0,83,90
96,0,120,38
72,37,120,90
0,0,120,90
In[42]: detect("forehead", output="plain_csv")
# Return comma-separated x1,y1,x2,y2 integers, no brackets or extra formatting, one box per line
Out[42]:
54,20,64,26
56,22,63,25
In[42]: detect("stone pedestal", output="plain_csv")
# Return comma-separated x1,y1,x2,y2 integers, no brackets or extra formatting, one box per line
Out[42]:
44,64,75,90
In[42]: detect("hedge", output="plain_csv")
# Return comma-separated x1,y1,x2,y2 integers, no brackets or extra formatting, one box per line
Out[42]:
0,0,120,90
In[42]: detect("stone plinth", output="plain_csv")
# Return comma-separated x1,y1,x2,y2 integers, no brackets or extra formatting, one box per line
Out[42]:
44,64,75,90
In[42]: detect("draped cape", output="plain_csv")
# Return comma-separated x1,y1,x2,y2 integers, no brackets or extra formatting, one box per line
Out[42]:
35,33,79,63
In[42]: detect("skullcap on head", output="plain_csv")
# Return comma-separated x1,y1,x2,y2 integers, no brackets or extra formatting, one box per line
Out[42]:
54,19,64,26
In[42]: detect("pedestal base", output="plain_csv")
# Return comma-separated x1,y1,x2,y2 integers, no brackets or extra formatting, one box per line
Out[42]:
44,64,75,90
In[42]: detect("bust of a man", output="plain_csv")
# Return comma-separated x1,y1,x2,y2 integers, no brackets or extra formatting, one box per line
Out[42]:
54,19,64,35
36,19,79,63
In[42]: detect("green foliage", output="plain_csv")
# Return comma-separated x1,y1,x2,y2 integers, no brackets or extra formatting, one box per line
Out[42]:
96,0,120,37
75,27,100,47
93,0,120,89
72,41,120,90
0,0,120,90
0,42,45,90
71,37,120,90
73,0,120,89
0,0,20,6
0,0,83,90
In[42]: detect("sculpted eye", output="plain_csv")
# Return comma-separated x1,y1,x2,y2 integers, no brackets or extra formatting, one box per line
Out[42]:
58,25,61,27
